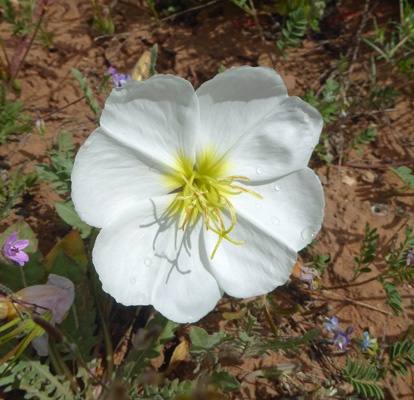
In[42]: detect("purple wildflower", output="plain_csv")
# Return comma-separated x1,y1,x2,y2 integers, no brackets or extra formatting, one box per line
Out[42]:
113,73,131,88
333,330,352,350
107,66,131,88
2,232,29,267
299,266,320,290
324,316,339,333
108,65,117,76
407,250,414,266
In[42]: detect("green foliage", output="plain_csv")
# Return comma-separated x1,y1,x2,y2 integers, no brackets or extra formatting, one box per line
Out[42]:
304,79,341,124
0,170,37,222
368,85,400,110
351,222,379,282
362,1,414,65
71,68,101,119
147,43,158,78
34,132,75,196
387,341,414,380
37,18,55,49
122,313,178,385
276,0,328,31
343,358,384,399
210,364,240,392
0,84,34,144
277,8,307,59
138,378,197,399
34,132,91,237
344,340,414,399
378,225,414,315
389,166,414,192
190,311,319,364
54,199,92,238
91,0,115,34
380,280,404,316
0,0,35,37
350,126,377,155
314,134,333,163
309,253,330,274
228,0,252,15
0,358,72,399
144,0,159,19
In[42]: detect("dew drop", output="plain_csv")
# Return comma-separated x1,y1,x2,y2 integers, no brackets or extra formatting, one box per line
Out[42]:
256,167,263,175
144,257,152,267
271,216,280,226
188,315,193,321
303,113,310,123
301,227,317,242
255,203,262,209
274,184,281,191
130,277,136,284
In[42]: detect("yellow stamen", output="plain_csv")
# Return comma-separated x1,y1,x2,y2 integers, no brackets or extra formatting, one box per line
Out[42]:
165,150,261,258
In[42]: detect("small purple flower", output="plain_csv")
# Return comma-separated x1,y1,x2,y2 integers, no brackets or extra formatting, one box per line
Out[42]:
324,316,339,333
407,250,414,266
107,66,131,88
108,65,117,76
333,331,351,350
2,232,29,267
113,73,131,88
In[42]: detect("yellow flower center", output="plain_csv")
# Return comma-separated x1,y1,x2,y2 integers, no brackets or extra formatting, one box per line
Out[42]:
164,148,262,259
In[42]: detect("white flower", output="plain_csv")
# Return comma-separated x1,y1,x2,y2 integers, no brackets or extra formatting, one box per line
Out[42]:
71,66,324,323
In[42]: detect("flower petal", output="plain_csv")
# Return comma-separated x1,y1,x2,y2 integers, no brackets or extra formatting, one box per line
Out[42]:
225,97,323,181
5,232,18,246
92,195,223,323
13,239,29,250
196,66,287,159
100,75,199,168
203,213,297,298
72,129,171,228
13,251,29,267
233,168,324,252
203,168,323,298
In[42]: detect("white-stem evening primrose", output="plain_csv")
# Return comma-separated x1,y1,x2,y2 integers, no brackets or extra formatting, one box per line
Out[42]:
71,66,324,323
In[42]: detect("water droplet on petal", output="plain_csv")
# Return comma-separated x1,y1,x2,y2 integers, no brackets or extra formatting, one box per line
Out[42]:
188,315,193,321
130,277,136,284
274,184,281,191
271,217,280,226
301,227,317,242
144,257,152,267
303,113,310,123
255,203,262,209
256,167,262,175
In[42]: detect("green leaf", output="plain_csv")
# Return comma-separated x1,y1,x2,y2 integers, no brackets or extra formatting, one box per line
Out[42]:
210,366,240,392
189,326,225,349
54,199,92,238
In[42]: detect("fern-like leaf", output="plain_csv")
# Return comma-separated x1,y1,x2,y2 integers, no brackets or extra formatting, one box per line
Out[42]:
277,9,307,59
343,358,384,399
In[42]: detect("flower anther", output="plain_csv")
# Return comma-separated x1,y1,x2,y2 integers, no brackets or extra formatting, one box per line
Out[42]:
166,150,262,259
71,66,325,323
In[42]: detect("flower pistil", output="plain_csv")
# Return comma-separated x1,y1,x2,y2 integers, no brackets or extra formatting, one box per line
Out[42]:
167,150,262,259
